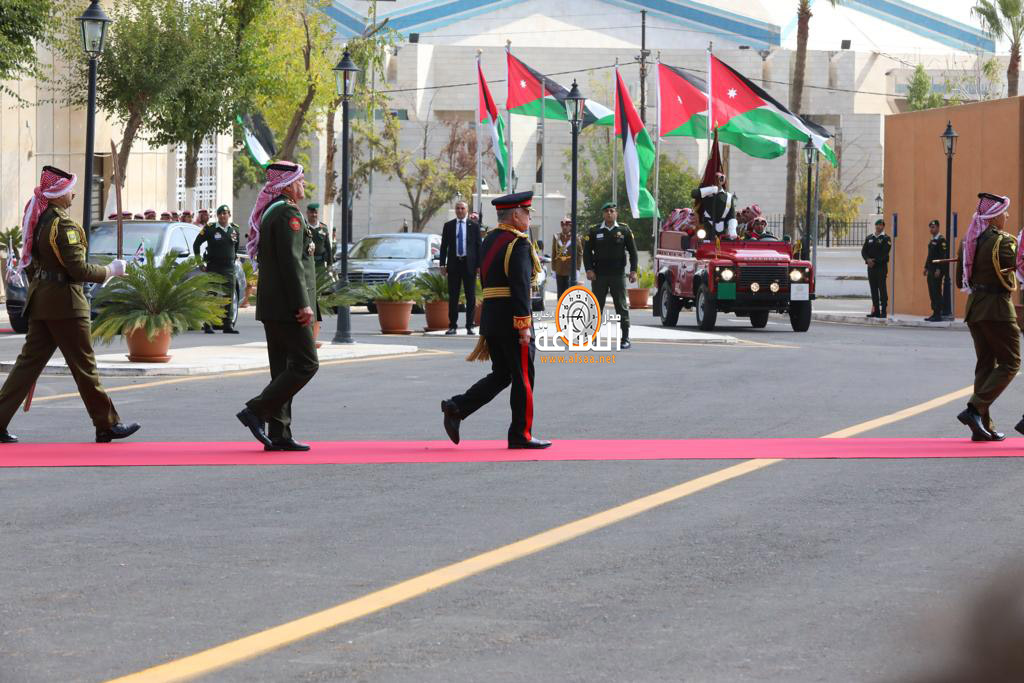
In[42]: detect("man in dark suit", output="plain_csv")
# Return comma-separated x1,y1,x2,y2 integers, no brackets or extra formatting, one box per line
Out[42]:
439,200,481,335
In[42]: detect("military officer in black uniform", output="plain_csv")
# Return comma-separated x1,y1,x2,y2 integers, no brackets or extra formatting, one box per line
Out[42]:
441,191,550,450
306,202,333,273
691,171,738,240
193,204,240,333
923,219,949,322
862,218,892,318
583,202,638,349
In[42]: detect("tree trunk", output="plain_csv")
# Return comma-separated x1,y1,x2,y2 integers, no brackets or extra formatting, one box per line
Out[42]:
116,110,144,188
324,97,341,206
184,138,201,190
279,84,316,161
785,1,812,240
1008,41,1020,98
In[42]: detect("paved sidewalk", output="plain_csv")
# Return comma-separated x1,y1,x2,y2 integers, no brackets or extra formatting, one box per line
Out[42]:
813,309,966,329
0,341,420,377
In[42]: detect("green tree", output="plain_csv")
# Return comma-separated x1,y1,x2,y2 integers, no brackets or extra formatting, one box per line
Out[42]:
906,64,945,110
973,0,1024,97
0,0,54,98
797,161,863,240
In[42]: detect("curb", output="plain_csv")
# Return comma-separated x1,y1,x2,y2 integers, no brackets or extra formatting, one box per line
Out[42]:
813,312,966,330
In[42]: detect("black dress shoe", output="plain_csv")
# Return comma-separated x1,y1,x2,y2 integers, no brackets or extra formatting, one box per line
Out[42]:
223,328,240,334
265,438,310,452
203,325,215,334
958,405,994,441
441,399,461,445
96,422,141,443
1015,417,1024,436
466,327,476,336
445,328,458,335
508,437,552,449
620,339,632,349
0,429,19,443
236,408,272,447
974,430,1006,442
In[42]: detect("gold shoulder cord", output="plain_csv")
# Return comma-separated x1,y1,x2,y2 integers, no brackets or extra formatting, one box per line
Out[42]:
993,233,1018,292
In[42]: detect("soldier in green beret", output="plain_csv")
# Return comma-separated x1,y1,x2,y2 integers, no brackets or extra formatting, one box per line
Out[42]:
306,203,333,274
193,204,241,333
583,202,638,349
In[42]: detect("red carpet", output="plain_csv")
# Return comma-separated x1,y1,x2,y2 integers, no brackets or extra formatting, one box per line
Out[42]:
0,438,1022,467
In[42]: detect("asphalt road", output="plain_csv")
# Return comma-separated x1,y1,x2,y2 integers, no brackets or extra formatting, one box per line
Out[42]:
2,305,1023,682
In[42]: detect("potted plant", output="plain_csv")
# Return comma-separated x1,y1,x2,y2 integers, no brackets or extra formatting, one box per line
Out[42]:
240,260,257,308
628,268,655,309
91,249,228,362
363,280,420,334
414,271,450,331
312,269,341,348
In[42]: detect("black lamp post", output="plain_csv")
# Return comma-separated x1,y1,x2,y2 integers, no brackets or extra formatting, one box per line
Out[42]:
332,51,359,344
875,193,883,215
802,139,817,261
566,80,586,285
941,121,958,318
76,0,111,232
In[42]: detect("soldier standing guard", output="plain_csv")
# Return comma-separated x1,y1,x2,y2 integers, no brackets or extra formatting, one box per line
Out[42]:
955,193,1019,441
583,202,638,349
550,216,583,300
862,219,892,318
923,218,948,322
237,162,320,451
306,203,333,274
194,204,240,333
441,191,550,450
691,171,738,240
0,166,139,443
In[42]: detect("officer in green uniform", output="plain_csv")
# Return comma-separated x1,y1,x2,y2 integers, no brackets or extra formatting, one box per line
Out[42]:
923,218,949,322
306,203,333,273
583,202,638,349
862,219,892,318
236,162,320,452
193,204,240,333
0,165,140,443
954,193,1020,442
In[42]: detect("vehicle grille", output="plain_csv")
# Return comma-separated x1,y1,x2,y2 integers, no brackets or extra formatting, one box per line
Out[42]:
738,265,789,290
348,271,390,284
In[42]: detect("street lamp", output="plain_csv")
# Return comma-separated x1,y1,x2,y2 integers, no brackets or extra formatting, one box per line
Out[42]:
875,193,883,215
941,120,958,318
76,0,111,233
332,50,359,344
566,79,586,285
802,138,817,261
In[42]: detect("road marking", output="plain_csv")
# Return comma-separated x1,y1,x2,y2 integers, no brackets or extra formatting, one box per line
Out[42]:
31,350,451,404
103,383,971,682
633,339,798,349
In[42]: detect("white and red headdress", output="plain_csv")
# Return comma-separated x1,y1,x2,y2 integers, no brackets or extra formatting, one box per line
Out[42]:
962,192,1010,292
20,165,77,269
247,162,304,260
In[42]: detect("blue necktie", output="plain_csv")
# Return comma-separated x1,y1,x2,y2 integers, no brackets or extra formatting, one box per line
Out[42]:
457,221,465,257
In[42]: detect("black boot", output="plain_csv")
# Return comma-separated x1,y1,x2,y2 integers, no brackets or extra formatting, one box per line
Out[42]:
265,438,310,452
96,422,141,443
958,403,995,441
203,323,215,334
441,399,462,445
983,416,1006,442
236,408,272,447
0,429,19,443
508,437,552,449
620,323,630,349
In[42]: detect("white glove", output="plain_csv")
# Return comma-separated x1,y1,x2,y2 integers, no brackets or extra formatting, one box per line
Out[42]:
107,259,127,278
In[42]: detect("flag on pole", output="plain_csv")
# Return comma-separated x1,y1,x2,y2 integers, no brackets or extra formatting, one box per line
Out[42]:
478,59,508,192
237,113,276,168
614,68,658,219
506,52,613,127
708,54,836,165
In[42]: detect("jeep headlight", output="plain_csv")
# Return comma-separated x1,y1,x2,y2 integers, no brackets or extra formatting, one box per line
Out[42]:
770,281,780,293
696,228,707,239
750,282,760,293
789,268,803,282
719,268,734,282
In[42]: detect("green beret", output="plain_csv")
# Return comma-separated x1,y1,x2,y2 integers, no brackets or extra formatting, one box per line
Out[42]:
874,218,885,226
216,204,230,214
601,202,617,211
307,202,320,211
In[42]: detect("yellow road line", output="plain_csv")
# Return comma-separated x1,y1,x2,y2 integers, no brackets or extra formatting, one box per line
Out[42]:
32,350,451,404
104,458,779,683
104,381,969,682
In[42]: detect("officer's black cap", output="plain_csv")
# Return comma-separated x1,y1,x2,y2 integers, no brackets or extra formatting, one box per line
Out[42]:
492,191,533,210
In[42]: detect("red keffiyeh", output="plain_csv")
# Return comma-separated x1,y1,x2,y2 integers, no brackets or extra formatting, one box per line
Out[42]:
20,165,77,269
247,162,304,259
962,193,1010,292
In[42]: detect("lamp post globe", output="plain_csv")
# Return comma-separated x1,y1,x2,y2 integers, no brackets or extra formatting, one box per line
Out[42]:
331,50,361,344
76,0,112,234
566,80,586,285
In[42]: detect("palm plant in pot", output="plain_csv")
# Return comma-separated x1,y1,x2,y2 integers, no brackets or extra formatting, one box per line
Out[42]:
628,268,656,309
91,250,229,362
363,280,421,334
414,271,450,331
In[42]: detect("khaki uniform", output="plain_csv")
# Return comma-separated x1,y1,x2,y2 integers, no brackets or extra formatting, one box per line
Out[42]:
956,227,1021,417
0,206,119,429
583,222,638,340
245,197,320,441
550,232,583,299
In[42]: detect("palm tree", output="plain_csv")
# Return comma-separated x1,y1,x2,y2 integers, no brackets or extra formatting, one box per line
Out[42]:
973,0,1024,97
785,0,836,241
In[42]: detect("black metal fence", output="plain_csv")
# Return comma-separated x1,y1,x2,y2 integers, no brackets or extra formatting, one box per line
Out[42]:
761,214,872,248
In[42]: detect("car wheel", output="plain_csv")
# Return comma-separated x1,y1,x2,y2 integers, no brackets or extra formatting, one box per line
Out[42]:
695,283,717,331
229,284,240,328
6,304,27,333
749,310,769,328
658,279,681,327
789,300,812,332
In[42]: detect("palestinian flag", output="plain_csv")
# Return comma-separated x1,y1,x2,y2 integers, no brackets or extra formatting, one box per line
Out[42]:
506,52,613,127
614,69,657,219
657,63,786,160
709,54,837,165
478,59,508,192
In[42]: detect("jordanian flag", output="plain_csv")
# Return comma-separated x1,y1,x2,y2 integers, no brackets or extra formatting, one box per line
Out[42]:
506,52,613,127
709,54,836,165
657,63,788,160
236,113,276,168
615,69,657,219
478,59,508,192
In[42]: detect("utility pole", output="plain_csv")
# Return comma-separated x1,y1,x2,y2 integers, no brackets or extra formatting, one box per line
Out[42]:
638,9,649,123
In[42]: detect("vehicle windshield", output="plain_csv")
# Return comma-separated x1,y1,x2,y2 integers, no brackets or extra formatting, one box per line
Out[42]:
350,237,425,260
89,223,166,255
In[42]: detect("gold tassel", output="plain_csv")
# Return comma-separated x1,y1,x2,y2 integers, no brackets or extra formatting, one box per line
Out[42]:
465,335,490,362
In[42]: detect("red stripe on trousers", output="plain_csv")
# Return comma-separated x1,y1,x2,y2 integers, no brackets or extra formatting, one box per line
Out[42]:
520,341,533,441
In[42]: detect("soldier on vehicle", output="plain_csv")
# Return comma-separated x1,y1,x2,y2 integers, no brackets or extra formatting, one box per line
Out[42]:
923,218,948,322
862,218,891,318
691,171,738,240
583,202,638,349
193,204,241,334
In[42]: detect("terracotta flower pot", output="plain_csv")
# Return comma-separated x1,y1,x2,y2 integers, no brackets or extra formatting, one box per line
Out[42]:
424,299,449,331
376,300,414,334
125,326,172,363
628,287,651,309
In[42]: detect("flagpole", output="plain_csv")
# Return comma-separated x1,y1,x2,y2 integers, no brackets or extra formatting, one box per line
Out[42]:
506,40,514,192
541,74,546,248
652,56,661,255
476,50,483,217
611,59,618,207
706,43,712,161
